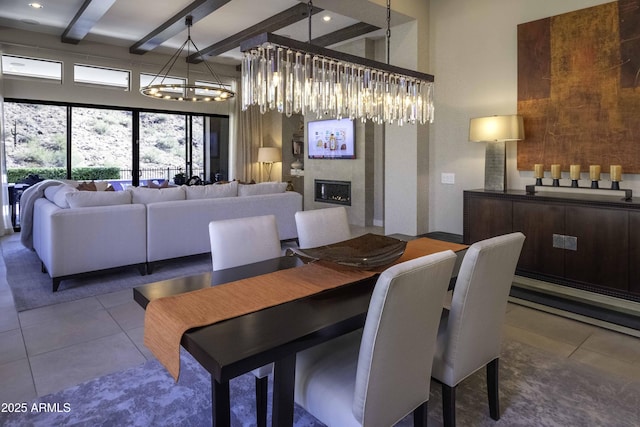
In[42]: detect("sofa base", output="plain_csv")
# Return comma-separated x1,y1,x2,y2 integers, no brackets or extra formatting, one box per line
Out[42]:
51,263,147,292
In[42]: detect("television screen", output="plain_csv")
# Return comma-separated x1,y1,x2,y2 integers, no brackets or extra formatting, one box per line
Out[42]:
307,118,355,159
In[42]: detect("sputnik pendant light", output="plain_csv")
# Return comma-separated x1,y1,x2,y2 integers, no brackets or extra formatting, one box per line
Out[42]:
140,15,235,102
239,0,434,126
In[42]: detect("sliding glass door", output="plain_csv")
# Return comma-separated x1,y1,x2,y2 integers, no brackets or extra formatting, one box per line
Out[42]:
2,100,229,186
71,106,132,181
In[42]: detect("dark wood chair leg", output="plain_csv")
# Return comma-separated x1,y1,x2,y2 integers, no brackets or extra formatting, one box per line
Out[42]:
442,383,456,427
255,376,268,427
487,358,500,420
41,262,47,274
52,278,61,292
413,401,428,427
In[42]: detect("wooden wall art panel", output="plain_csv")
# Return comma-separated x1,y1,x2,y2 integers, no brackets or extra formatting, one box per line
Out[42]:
517,0,640,173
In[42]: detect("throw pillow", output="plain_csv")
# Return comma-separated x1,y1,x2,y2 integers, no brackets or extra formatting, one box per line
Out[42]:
129,186,186,204
52,184,78,209
147,180,169,189
184,181,238,199
238,182,287,196
94,181,110,191
77,181,97,191
66,191,132,208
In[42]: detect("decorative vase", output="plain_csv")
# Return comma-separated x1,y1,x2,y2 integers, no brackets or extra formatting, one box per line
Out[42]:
291,158,303,170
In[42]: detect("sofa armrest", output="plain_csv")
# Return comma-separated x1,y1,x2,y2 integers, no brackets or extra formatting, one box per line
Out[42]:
34,199,147,278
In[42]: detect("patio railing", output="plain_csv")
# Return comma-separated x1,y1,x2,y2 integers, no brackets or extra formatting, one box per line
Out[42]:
118,167,204,181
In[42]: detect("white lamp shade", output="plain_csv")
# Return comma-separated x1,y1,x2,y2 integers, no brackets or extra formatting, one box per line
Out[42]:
469,115,524,142
257,147,282,163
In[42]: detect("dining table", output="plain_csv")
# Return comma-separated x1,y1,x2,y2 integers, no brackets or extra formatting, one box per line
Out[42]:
133,236,468,426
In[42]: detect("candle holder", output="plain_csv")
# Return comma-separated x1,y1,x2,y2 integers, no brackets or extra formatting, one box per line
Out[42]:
550,164,561,187
533,164,544,186
610,165,622,190
589,165,601,189
569,165,580,188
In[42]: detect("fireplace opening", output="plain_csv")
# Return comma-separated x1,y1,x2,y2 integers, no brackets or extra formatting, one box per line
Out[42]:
315,179,351,206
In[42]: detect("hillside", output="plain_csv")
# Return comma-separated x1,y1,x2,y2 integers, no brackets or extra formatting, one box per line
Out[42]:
3,103,201,176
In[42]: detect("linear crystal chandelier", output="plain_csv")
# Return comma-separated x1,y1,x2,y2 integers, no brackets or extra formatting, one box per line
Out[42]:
239,4,434,126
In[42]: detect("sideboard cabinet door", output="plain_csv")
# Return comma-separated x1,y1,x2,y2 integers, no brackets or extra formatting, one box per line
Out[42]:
564,206,628,292
464,195,512,244
513,201,565,279
629,212,640,296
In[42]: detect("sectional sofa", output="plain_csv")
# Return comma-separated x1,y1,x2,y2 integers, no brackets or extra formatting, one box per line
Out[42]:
24,181,302,291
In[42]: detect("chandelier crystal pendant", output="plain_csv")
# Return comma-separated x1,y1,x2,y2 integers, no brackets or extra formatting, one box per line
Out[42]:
240,34,434,125
239,1,434,126
140,15,235,102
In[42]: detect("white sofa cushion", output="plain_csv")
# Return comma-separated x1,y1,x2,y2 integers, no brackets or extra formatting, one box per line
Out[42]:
129,186,186,204
66,190,132,208
238,182,287,196
49,184,78,209
184,181,238,199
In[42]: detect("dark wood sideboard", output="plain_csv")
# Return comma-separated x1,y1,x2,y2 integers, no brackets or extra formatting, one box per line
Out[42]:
463,189,640,302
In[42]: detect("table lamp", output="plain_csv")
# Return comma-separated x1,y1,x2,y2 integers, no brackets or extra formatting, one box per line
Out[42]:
469,115,524,191
257,147,281,182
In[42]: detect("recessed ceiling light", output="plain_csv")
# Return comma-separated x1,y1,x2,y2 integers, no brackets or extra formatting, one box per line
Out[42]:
28,2,43,9
322,15,331,22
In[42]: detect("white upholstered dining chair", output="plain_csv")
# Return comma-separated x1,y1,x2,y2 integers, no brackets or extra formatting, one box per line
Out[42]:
208,214,282,427
431,232,525,427
295,206,350,249
294,250,458,427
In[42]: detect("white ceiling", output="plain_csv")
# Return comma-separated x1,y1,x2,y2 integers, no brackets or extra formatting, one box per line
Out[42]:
0,0,411,64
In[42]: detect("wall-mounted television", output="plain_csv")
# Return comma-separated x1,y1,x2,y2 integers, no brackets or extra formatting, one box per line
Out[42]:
307,118,355,159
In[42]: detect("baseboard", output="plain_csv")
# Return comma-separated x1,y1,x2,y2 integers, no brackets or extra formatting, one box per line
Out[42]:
510,275,640,337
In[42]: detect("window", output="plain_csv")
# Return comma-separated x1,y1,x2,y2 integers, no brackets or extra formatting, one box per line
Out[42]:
139,112,187,182
71,107,132,181
140,73,185,95
1,54,62,82
74,64,130,90
194,80,232,97
3,103,67,182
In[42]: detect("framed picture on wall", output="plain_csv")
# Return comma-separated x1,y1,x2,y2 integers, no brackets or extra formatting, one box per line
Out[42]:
292,138,303,156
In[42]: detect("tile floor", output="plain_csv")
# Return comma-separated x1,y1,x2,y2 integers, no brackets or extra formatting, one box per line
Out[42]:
1,231,640,409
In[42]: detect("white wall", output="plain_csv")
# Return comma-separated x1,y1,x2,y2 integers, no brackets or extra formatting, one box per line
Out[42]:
428,0,634,234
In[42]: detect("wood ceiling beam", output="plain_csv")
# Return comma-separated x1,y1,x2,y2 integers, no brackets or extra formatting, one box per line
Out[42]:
61,0,117,44
187,3,322,63
311,22,379,47
129,0,232,55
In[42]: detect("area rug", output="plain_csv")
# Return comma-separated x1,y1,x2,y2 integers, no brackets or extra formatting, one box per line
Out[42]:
1,234,212,312
1,339,638,426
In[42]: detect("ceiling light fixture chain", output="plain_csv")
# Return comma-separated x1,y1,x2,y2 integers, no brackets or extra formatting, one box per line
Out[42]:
386,0,391,65
140,15,235,102
308,0,313,44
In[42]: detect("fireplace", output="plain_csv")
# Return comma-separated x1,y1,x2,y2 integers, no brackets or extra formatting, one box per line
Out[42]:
314,179,351,206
